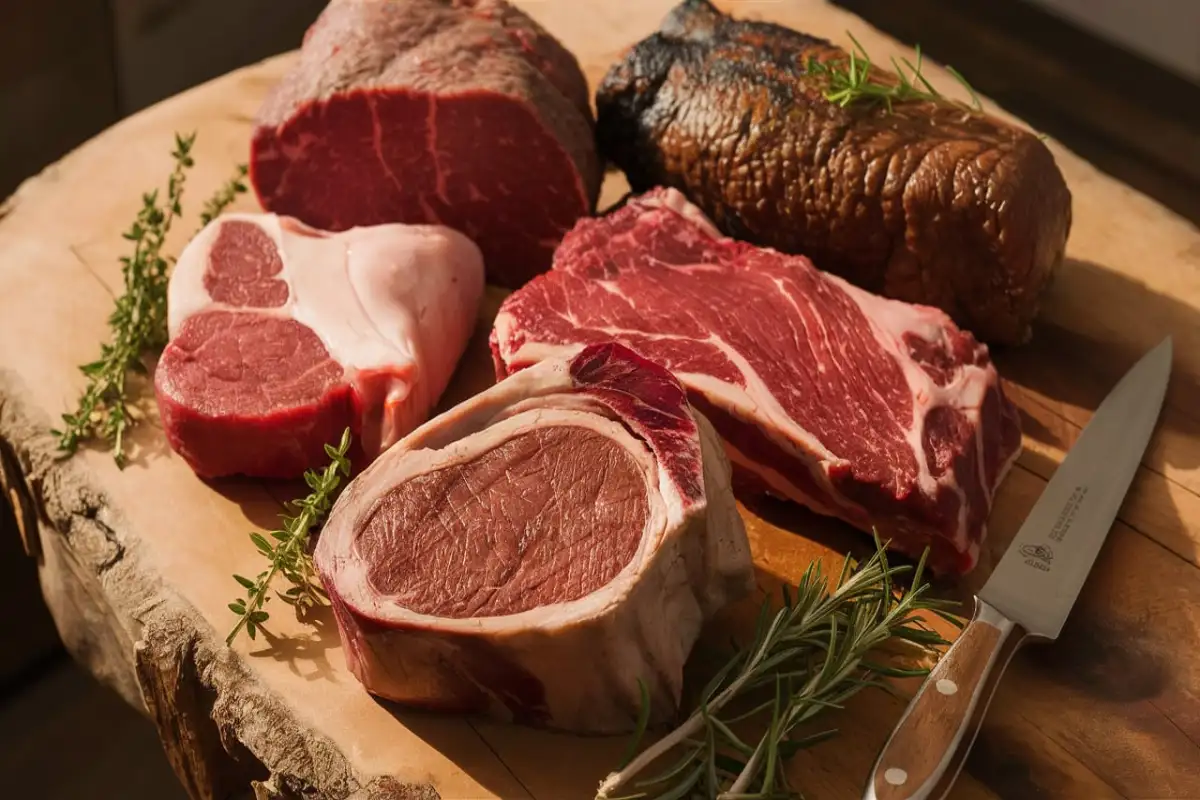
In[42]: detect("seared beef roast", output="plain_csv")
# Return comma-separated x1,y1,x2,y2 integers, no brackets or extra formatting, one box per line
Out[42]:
595,0,1072,344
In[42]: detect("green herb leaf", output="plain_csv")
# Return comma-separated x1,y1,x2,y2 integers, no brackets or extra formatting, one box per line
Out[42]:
199,164,249,226
594,534,963,799
617,679,652,770
805,31,982,115
226,429,354,646
54,144,253,467
53,132,196,465
249,533,274,556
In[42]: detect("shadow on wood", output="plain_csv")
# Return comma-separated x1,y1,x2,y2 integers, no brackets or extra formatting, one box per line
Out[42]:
995,258,1200,467
247,604,341,684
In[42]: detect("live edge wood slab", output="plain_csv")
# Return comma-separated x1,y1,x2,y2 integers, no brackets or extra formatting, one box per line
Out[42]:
1,2,1198,798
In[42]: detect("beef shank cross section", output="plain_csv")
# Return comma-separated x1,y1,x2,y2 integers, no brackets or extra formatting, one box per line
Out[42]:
314,342,753,733
155,212,483,479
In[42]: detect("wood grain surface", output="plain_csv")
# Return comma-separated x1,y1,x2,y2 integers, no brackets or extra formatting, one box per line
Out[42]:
870,602,1026,800
0,1,1198,798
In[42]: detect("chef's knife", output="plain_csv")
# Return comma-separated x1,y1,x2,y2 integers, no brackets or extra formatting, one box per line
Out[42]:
864,337,1173,800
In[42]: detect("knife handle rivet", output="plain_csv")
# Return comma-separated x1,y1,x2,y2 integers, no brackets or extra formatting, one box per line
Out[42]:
936,679,959,696
884,768,908,786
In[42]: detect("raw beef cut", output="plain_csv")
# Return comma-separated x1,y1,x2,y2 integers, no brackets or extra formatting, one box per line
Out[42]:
491,188,1023,575
314,342,753,733
595,0,1072,344
155,212,484,479
250,0,602,289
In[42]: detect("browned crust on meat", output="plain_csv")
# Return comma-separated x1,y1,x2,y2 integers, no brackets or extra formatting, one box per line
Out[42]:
595,0,1072,344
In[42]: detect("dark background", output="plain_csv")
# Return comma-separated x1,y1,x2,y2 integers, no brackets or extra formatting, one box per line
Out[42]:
3,0,1197,223
0,1,1196,798
0,0,327,198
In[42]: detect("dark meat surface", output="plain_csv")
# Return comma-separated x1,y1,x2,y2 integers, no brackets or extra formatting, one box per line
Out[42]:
595,0,1072,344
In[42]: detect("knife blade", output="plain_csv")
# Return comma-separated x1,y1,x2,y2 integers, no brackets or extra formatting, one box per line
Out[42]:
864,336,1173,800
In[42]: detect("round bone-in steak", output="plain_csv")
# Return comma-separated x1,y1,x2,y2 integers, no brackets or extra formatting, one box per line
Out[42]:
314,342,754,733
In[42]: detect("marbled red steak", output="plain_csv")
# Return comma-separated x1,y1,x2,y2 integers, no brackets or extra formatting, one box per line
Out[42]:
491,188,1024,575
249,0,601,289
314,343,753,733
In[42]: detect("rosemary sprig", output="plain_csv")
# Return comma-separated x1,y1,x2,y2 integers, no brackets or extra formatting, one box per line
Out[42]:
806,32,982,113
52,132,197,467
595,535,961,800
200,163,249,226
226,428,353,646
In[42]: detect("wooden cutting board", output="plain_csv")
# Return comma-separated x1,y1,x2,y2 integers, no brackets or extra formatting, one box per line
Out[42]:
1,1,1198,798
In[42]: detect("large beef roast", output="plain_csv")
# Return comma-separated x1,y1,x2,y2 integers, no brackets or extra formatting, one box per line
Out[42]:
314,342,753,733
155,213,483,479
491,188,1023,575
250,0,602,289
594,0,1072,344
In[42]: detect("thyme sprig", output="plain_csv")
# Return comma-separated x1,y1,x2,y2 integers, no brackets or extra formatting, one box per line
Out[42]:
53,132,196,467
807,32,982,113
52,130,250,467
227,428,353,646
596,535,961,800
200,163,249,226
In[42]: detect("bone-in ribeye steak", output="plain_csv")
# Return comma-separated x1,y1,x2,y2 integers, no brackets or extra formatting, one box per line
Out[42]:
314,342,753,733
491,189,1023,575
250,0,601,289
154,213,484,479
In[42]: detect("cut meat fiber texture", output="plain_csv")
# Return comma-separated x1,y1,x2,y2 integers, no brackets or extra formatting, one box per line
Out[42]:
250,0,602,289
154,212,484,479
492,188,1024,575
315,342,753,733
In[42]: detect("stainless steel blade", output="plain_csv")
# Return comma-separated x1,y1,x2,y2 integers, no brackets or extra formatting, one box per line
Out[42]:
980,337,1172,640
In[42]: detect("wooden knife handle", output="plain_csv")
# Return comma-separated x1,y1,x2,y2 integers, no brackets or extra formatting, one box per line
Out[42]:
864,598,1027,800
